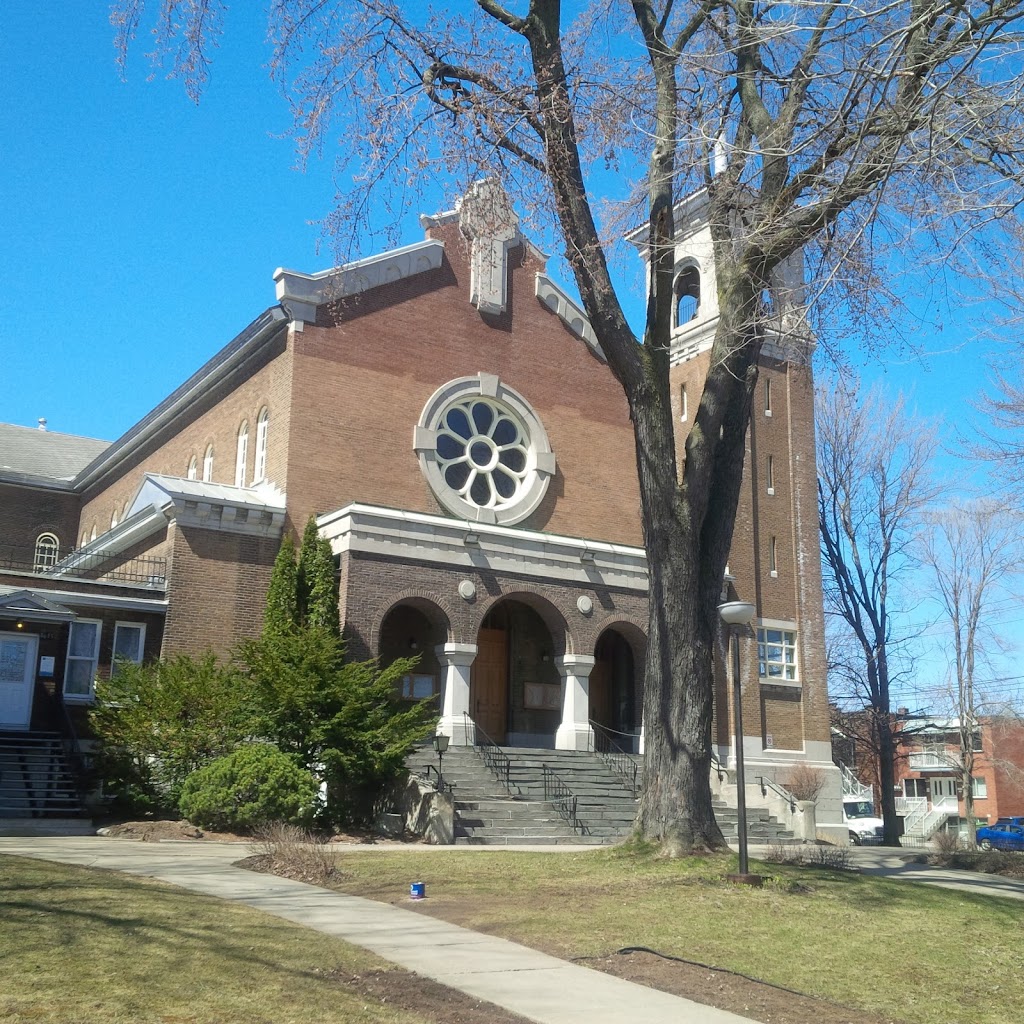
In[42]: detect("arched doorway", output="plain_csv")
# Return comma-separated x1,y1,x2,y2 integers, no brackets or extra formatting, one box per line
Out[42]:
377,600,448,703
590,627,642,751
472,599,562,746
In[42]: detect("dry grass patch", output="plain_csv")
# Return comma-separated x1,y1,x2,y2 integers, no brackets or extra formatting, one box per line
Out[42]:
0,855,527,1024
315,843,1023,1024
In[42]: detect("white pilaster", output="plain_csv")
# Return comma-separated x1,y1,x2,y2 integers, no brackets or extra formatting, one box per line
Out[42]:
554,654,596,751
435,643,478,746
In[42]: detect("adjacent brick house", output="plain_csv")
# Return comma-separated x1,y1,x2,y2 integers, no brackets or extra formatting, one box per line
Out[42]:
0,181,841,827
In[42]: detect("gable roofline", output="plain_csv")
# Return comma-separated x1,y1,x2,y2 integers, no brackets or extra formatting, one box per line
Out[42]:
73,306,289,492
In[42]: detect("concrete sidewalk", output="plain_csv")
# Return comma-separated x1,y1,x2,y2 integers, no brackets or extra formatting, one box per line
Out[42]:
0,836,753,1024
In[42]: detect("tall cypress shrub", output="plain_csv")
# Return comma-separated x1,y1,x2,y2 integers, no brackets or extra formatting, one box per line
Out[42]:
297,516,340,635
264,535,298,633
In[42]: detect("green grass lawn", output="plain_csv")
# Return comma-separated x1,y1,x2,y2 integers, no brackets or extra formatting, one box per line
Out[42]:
325,843,1024,1024
0,855,444,1024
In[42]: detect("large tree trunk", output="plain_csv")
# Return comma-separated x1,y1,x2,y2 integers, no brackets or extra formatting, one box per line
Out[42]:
875,712,900,846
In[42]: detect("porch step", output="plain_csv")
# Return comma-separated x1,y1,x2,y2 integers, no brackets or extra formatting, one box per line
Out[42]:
0,732,86,819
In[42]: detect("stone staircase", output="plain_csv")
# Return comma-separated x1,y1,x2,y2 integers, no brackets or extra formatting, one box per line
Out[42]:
407,745,588,845
0,732,89,831
407,745,794,846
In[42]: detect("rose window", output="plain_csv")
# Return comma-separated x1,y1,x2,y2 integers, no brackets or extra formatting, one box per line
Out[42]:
436,399,530,509
415,374,555,526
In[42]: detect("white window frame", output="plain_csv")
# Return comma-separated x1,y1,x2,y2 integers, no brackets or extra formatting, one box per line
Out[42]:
187,456,198,480
972,776,988,799
235,421,249,488
757,621,799,686
679,383,688,422
769,536,778,577
203,445,214,482
33,533,60,572
764,378,773,417
64,618,102,702
254,407,269,483
111,621,147,676
766,454,775,495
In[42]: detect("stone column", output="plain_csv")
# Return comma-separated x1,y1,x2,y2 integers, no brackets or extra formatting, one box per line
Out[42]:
435,643,478,746
554,654,596,751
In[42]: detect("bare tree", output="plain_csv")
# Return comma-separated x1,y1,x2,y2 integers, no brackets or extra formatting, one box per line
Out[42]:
818,378,938,843
922,499,1023,846
114,0,1024,851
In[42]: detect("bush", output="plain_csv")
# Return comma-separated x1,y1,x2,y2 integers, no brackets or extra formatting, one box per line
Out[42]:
179,746,318,833
248,822,343,885
784,764,827,802
90,653,252,813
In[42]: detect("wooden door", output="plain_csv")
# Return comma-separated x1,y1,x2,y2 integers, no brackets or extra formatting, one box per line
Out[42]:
472,627,508,743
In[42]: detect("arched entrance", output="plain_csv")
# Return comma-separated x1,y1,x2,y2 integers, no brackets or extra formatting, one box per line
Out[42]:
472,598,562,745
377,600,448,702
590,626,644,751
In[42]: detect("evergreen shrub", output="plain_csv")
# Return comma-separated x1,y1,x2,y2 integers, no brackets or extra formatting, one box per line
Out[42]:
179,745,318,833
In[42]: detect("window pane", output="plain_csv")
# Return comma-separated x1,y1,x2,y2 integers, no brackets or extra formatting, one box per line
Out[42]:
65,660,94,696
69,622,98,658
114,625,143,663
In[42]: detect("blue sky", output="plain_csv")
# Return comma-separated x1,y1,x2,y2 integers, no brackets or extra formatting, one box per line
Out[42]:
1,4,1019,706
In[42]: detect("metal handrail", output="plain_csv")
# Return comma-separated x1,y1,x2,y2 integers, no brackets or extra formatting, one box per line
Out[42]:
542,764,587,835
710,750,727,783
419,763,454,795
0,546,167,587
55,693,89,806
757,775,796,813
588,720,641,796
465,713,514,795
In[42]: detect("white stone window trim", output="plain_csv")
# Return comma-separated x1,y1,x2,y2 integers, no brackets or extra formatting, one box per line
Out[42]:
33,533,60,573
756,618,800,686
235,421,249,488
254,407,270,483
413,373,555,526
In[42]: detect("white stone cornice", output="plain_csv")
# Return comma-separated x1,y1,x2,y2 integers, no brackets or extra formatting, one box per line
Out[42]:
317,503,649,592
535,274,605,359
274,240,445,323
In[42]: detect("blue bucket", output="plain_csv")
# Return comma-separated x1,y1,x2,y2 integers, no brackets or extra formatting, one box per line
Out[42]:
410,881,426,900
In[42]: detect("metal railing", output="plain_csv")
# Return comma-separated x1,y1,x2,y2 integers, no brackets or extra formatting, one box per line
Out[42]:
908,750,962,770
757,775,796,812
588,720,642,796
542,764,587,835
465,714,514,796
419,763,454,795
837,760,874,800
0,546,167,587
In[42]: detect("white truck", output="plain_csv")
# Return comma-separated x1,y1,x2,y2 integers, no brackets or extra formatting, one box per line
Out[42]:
843,796,885,845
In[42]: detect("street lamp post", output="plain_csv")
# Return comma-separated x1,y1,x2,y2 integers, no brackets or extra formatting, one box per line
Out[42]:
432,733,450,793
718,600,758,883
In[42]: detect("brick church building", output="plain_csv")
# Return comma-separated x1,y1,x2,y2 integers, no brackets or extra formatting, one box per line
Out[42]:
0,181,842,832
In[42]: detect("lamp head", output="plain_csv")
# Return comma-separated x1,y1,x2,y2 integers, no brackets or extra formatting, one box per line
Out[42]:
718,601,756,627
432,733,450,754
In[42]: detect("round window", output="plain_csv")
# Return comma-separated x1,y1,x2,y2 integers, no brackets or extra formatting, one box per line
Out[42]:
414,375,555,525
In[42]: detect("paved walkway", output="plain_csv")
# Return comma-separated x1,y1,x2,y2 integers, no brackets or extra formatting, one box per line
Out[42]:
0,836,751,1024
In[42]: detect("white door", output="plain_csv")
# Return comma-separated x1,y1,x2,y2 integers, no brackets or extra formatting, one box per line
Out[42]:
931,777,959,812
0,633,38,730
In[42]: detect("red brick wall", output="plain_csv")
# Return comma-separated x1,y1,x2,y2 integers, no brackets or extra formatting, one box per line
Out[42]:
160,521,279,659
0,483,82,562
78,331,292,539
283,223,643,543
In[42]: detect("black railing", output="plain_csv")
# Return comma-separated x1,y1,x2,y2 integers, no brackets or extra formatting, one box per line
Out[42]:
0,546,166,587
420,763,454,795
57,698,89,807
588,720,642,796
542,764,587,835
757,775,796,812
466,714,514,796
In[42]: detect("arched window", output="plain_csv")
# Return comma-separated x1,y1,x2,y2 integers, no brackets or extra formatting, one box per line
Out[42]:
187,455,198,480
234,421,249,487
203,445,214,482
33,533,60,572
80,530,88,549
89,523,97,543
110,506,119,530
253,407,269,483
674,266,700,326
